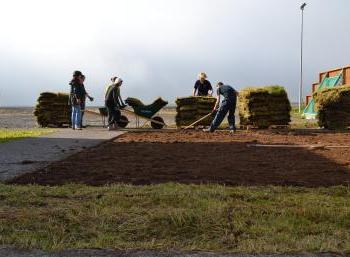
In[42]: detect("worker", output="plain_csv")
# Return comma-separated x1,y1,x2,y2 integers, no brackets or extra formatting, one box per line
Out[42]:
105,77,127,130
68,70,82,107
204,82,238,133
80,75,94,128
105,76,118,94
193,72,213,96
69,71,85,130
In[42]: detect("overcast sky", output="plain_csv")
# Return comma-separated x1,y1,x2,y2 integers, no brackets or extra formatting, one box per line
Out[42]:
0,0,349,106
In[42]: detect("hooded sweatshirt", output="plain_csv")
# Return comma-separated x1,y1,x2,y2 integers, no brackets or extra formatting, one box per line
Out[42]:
105,83,122,107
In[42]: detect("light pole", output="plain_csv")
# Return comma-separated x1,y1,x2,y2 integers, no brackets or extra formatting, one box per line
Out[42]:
299,3,307,113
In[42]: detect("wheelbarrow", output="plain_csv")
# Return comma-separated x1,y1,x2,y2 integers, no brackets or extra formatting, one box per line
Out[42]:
93,97,168,129
96,107,130,128
122,97,168,129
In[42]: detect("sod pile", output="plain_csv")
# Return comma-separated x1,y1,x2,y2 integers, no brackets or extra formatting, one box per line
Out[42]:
34,92,71,127
175,96,216,127
313,85,350,129
238,86,291,128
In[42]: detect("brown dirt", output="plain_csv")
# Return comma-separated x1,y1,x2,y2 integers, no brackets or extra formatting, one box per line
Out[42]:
10,130,350,187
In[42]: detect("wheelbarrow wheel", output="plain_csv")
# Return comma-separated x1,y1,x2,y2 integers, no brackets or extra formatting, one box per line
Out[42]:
118,115,129,128
151,116,165,129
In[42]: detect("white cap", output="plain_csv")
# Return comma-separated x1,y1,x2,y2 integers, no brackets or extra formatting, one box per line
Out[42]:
115,78,123,85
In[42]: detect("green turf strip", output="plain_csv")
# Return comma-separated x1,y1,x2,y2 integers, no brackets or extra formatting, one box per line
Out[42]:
0,129,54,143
0,183,350,252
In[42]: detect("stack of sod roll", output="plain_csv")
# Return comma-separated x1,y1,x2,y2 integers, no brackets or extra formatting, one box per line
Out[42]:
34,92,71,127
313,85,350,129
238,86,291,128
175,96,216,127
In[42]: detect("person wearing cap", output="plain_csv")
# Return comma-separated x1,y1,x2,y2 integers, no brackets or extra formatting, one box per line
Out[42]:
79,75,94,128
105,76,118,95
68,70,83,107
204,82,238,133
193,72,213,96
69,71,85,130
105,77,127,130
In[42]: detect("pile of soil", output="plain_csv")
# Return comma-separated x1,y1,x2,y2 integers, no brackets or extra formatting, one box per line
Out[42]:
11,130,350,187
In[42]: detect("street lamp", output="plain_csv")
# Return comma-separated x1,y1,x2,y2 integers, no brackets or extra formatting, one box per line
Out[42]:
299,2,307,113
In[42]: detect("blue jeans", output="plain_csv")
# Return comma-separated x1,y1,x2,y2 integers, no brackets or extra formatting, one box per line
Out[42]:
209,98,236,132
71,105,82,128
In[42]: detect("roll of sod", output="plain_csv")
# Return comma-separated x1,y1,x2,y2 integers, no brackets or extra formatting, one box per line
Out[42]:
175,96,216,127
34,92,71,127
313,85,350,129
238,86,291,128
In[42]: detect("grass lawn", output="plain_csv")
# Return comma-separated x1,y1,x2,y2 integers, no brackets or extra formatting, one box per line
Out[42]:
290,106,318,129
0,183,350,253
0,129,54,143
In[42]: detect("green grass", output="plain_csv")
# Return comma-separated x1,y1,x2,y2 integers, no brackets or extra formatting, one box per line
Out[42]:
0,129,54,143
240,85,288,97
1,183,350,253
290,106,319,129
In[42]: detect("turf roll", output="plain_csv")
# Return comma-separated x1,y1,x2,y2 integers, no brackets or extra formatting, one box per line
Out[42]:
238,86,291,128
175,96,216,127
313,85,350,129
34,92,71,127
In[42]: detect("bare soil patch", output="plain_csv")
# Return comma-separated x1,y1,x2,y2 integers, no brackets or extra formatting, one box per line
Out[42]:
10,130,350,187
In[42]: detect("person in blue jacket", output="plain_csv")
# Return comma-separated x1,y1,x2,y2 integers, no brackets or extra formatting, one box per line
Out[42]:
205,82,238,133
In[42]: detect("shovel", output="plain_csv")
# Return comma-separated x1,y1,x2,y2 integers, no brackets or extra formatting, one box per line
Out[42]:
183,112,214,130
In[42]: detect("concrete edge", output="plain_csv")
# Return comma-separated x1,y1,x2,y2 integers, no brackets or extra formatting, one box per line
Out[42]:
3,131,127,183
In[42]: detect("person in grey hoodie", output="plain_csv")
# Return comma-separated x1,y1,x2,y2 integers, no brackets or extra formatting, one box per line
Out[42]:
104,77,126,130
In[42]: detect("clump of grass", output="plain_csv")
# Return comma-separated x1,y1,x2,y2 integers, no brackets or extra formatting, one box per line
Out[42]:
0,183,350,253
0,129,54,143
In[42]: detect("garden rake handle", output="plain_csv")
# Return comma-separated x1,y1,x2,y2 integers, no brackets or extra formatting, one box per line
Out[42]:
183,112,213,130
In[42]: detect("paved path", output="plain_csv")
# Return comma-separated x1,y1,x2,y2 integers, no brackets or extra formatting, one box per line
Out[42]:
0,128,124,181
0,248,345,257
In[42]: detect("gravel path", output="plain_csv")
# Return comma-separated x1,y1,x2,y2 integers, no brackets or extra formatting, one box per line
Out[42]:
0,128,124,181
0,248,345,257
0,107,177,129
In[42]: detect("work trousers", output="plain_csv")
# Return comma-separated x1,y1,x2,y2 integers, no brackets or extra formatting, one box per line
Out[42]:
80,100,86,127
106,104,121,126
209,98,236,132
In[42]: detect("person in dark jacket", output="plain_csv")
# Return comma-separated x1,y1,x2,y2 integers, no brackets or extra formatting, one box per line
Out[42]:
79,75,94,128
69,71,85,130
105,77,126,130
69,70,82,107
193,72,213,96
204,82,238,133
